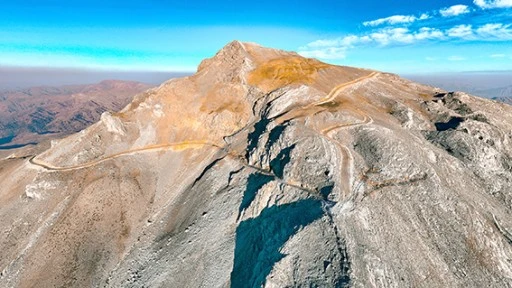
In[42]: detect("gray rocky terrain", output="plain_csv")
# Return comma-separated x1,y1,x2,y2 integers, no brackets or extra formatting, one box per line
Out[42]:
0,41,511,287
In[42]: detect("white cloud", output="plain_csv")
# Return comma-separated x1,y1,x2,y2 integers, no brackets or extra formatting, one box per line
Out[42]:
474,0,512,9
299,27,444,59
363,15,417,27
476,23,512,39
370,28,414,45
363,14,431,27
305,39,342,49
440,5,471,17
426,57,438,61
444,23,512,39
415,27,445,40
299,47,348,60
447,24,474,38
303,35,371,49
448,56,466,61
490,53,506,57
419,13,431,20
299,23,512,60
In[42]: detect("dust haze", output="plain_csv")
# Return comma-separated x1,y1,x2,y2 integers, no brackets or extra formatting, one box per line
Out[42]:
0,66,192,90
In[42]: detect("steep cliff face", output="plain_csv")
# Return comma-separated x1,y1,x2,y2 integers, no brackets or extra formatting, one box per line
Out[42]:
1,41,512,287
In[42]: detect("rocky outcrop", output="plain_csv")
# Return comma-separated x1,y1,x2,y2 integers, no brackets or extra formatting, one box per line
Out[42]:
0,41,511,287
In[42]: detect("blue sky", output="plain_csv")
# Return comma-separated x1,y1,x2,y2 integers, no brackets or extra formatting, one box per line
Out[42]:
1,0,511,74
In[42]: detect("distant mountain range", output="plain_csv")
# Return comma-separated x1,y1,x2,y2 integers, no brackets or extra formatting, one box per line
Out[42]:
493,96,512,105
0,80,152,149
405,73,512,104
473,85,512,105
471,85,512,105
477,85,512,98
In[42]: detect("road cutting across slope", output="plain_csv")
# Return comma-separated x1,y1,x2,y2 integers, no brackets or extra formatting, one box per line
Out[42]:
274,71,378,124
275,71,377,199
311,73,377,199
319,108,373,199
29,71,378,201
29,139,323,202
29,141,221,171
314,71,378,107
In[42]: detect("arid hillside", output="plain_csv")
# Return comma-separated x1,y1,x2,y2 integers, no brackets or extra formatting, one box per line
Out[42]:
0,80,152,149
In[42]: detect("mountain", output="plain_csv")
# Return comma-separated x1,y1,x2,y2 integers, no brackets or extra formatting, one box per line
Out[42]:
405,73,512,100
0,80,152,149
476,85,512,100
476,84,512,105
493,96,512,105
1,41,512,287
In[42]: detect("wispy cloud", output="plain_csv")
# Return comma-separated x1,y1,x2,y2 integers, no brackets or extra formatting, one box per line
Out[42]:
298,47,349,60
490,53,506,57
299,0,512,63
440,5,471,17
446,24,473,38
363,14,429,27
474,0,512,9
477,23,512,39
302,27,444,50
363,4,472,28
299,23,512,59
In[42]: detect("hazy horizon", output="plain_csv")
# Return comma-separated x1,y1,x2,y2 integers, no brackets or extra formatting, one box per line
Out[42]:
0,66,191,90
1,65,510,99
404,70,512,96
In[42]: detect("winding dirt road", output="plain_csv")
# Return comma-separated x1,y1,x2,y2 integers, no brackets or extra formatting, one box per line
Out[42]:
306,72,377,198
314,71,378,107
29,141,221,171
28,71,378,199
274,71,378,124
320,108,373,199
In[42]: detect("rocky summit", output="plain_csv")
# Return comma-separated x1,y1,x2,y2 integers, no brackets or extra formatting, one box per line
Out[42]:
1,41,512,287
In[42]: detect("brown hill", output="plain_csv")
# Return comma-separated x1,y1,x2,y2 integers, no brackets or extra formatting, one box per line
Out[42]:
0,80,152,149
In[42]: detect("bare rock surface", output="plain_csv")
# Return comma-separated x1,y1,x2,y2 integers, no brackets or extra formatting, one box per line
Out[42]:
1,41,512,287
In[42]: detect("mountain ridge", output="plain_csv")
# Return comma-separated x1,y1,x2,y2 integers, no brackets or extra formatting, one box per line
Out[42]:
1,41,512,287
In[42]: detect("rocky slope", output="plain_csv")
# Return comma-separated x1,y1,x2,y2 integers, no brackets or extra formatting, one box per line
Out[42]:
1,41,512,287
0,80,152,149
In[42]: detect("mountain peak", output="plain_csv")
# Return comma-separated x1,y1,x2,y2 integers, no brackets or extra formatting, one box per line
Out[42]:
197,41,338,93
195,40,254,78
224,40,252,51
